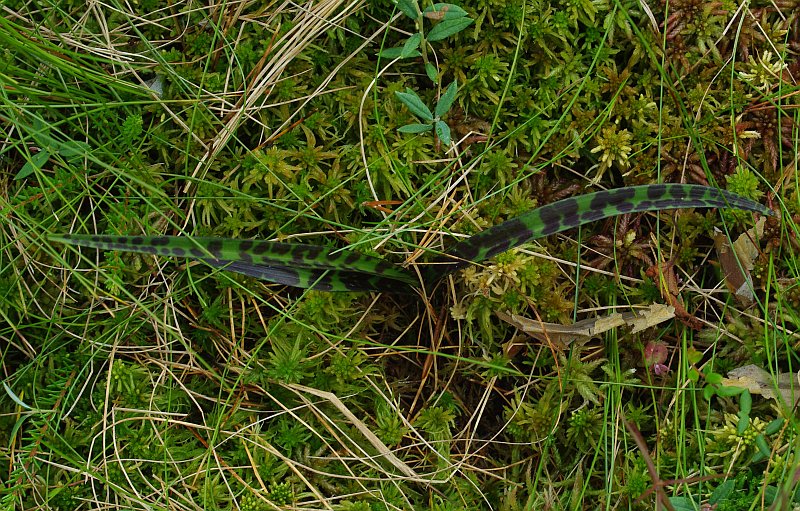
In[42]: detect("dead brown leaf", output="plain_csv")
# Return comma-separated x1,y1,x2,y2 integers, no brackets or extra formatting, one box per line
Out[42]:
498,304,675,349
713,217,766,307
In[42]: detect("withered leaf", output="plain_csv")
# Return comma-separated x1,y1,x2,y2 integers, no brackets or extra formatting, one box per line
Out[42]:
498,304,675,349
713,217,766,306
721,364,799,407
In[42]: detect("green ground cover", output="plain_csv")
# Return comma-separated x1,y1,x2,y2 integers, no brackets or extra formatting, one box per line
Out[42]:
1,0,799,509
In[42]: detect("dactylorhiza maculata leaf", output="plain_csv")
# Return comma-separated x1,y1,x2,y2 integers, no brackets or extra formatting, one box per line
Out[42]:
421,184,775,281
51,185,773,292
49,235,418,292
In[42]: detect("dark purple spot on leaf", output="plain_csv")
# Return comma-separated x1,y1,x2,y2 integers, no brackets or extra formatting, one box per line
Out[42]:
646,184,668,200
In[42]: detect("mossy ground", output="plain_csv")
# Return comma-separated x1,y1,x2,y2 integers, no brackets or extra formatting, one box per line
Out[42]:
2,1,800,509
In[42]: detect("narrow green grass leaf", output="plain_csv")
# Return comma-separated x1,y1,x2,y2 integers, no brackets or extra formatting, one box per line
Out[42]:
2,381,34,411
426,184,774,280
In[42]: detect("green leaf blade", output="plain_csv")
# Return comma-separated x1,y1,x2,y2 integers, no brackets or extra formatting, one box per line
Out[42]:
427,17,474,41
434,80,458,118
398,123,433,134
425,62,438,83
50,234,417,292
15,149,50,180
426,184,774,280
434,120,451,145
57,140,90,159
378,46,420,59
423,3,469,20
394,0,419,19
401,33,422,57
395,89,434,121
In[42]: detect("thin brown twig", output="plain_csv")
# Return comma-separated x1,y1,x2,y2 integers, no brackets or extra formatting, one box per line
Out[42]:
624,419,676,511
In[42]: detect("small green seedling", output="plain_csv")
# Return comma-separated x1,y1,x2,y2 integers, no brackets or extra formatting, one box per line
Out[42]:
381,2,473,65
396,80,458,145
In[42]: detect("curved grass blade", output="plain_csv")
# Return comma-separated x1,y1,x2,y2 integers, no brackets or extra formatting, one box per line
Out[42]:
50,234,416,292
426,184,774,280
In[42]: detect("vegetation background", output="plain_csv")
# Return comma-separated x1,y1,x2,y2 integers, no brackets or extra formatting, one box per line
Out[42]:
1,0,799,509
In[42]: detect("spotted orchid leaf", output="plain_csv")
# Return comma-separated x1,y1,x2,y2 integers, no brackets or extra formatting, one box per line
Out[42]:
51,185,772,293
203,259,414,292
424,184,774,281
50,234,417,292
